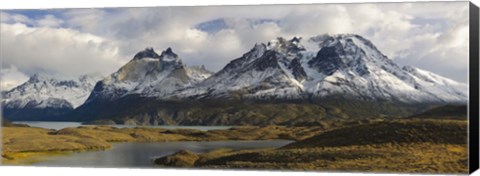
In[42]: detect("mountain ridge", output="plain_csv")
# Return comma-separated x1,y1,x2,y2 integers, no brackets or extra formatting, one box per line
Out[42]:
2,73,102,121
3,33,469,124
169,34,467,104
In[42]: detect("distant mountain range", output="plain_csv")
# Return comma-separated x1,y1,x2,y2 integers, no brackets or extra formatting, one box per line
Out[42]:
2,74,102,120
2,34,468,125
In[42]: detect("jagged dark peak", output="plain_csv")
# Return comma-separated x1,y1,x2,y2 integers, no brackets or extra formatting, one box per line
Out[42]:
133,47,161,60
309,34,385,57
252,50,282,71
291,36,301,44
158,47,184,69
216,43,267,75
160,47,178,58
267,37,305,54
307,34,381,76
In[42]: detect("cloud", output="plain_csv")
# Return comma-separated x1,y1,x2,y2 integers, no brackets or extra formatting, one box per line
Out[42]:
0,12,33,25
0,1,470,90
391,3,469,82
1,12,64,27
0,23,126,80
0,65,29,90
37,14,64,27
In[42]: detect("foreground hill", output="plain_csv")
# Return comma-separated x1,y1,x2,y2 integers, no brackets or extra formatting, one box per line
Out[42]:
155,119,468,173
283,119,467,148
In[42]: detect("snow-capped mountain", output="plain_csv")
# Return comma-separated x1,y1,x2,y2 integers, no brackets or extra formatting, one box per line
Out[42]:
3,73,102,109
83,47,213,104
174,34,467,103
175,37,306,99
2,73,102,120
302,34,467,103
70,34,468,125
78,34,467,105
6,34,467,124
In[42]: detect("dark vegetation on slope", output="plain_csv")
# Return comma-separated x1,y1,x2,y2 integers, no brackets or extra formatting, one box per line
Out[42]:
407,105,467,120
73,95,434,126
3,107,73,121
282,119,467,148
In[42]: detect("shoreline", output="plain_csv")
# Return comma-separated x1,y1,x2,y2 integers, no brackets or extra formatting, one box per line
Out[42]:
2,124,318,165
2,118,470,173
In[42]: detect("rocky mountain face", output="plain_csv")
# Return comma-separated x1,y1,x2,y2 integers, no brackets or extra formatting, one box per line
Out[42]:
73,34,468,125
174,34,467,104
72,47,213,121
82,47,213,105
2,74,102,121
174,37,307,100
6,34,468,124
303,34,467,103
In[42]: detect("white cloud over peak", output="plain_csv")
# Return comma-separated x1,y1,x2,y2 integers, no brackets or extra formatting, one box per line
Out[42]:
0,1,470,90
0,65,29,90
0,23,126,83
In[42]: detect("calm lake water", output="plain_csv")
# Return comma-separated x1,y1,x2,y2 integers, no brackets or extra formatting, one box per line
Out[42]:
11,121,232,131
32,140,292,168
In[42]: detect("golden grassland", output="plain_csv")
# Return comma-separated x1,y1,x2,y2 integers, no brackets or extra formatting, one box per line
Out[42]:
182,143,467,174
1,118,469,174
154,119,469,174
1,124,332,164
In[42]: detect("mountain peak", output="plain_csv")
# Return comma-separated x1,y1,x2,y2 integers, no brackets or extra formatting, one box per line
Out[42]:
28,73,52,83
133,47,161,60
3,74,101,111
267,37,305,54
306,33,394,76
160,47,178,58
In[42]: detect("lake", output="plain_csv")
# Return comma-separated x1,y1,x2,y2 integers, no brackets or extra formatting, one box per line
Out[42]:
32,140,292,168
11,121,232,131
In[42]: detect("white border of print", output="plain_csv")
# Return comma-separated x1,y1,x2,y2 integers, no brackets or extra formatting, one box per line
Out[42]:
0,0,477,9
1,0,479,176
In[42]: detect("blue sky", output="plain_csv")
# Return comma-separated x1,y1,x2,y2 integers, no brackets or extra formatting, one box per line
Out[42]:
0,2,470,89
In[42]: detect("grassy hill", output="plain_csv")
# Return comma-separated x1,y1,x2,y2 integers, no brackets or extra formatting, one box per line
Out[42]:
283,119,467,148
155,119,468,173
407,105,467,120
